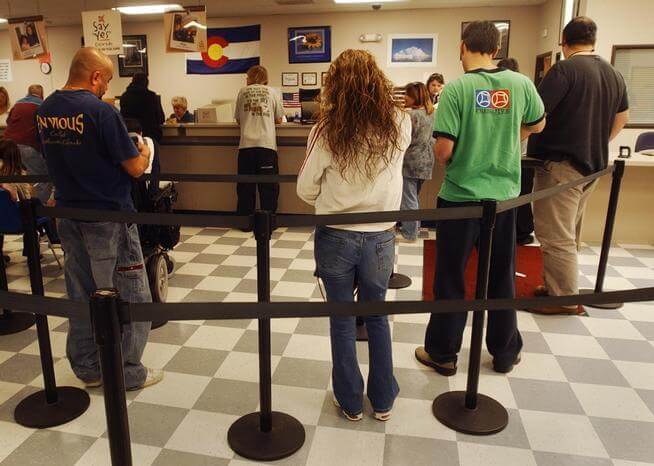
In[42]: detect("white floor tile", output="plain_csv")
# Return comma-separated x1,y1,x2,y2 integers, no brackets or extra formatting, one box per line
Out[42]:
385,397,456,441
571,383,654,422
195,276,242,293
184,325,245,351
222,255,258,267
272,281,317,299
288,259,316,271
449,373,518,409
175,263,219,277
75,439,161,466
141,342,181,370
52,394,113,437
508,353,568,382
520,410,609,458
306,426,385,466
0,421,36,462
270,248,301,259
0,381,24,405
271,385,326,426
614,361,654,390
582,318,645,340
543,333,609,360
184,235,218,245
458,443,537,466
283,334,332,361
134,371,211,409
215,351,281,383
165,410,237,459
202,244,239,256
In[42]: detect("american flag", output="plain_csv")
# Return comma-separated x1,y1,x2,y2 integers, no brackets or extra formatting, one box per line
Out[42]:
282,92,301,108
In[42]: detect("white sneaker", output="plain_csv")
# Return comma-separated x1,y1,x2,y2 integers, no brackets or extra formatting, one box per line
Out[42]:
128,368,164,391
333,397,363,421
373,408,392,422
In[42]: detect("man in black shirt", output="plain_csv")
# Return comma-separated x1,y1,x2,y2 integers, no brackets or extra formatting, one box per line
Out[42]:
120,72,166,142
527,17,629,315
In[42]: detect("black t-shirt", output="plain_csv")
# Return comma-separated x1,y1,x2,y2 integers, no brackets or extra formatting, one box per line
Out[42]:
527,55,629,175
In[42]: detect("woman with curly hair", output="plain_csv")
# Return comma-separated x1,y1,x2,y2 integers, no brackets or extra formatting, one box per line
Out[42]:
297,49,411,422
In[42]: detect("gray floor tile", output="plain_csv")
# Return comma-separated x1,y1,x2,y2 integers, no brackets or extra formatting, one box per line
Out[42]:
294,317,330,337
0,328,38,352
396,264,423,277
509,379,585,414
273,240,307,250
164,347,228,377
0,353,45,384
296,250,314,260
280,269,317,284
190,254,229,265
43,278,67,294
213,237,248,246
608,257,644,267
232,279,258,294
590,417,654,463
397,246,424,256
521,330,552,354
184,290,229,303
197,228,227,237
597,338,654,363
204,318,253,329
193,378,259,416
175,243,210,253
533,451,613,466
233,330,291,356
168,274,206,289
233,247,257,257
208,265,252,278
637,389,654,416
392,322,425,344
632,321,654,340
270,258,294,269
272,357,332,390
626,248,654,258
153,449,230,466
579,264,621,278
583,306,626,320
394,289,423,301
0,430,96,466
384,435,459,466
0,385,40,422
148,322,201,345
121,401,189,447
628,278,654,289
533,315,591,335
456,408,531,449
317,392,385,433
393,367,450,401
556,356,629,386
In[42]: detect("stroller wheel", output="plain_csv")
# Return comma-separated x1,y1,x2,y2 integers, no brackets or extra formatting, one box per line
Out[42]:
164,254,175,275
147,253,169,303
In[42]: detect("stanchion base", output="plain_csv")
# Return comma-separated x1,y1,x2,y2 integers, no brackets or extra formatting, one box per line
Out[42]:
151,320,168,330
388,273,412,290
228,411,305,461
0,311,36,335
433,391,508,436
14,386,90,429
579,288,623,309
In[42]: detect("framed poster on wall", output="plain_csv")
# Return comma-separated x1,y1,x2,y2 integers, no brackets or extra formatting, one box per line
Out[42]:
387,34,438,67
118,35,148,77
288,26,331,63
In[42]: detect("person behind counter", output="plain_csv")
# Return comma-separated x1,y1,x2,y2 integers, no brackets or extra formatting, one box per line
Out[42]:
234,65,284,223
397,81,435,243
297,49,411,422
426,72,445,105
167,96,194,123
0,87,10,125
120,72,166,142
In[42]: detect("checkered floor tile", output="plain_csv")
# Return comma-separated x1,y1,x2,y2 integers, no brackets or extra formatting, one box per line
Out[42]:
1,227,654,466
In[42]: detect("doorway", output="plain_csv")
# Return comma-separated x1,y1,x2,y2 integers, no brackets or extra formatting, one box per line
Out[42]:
535,52,553,87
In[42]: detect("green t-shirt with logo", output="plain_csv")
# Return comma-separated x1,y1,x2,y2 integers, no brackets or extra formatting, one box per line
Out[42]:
434,68,545,202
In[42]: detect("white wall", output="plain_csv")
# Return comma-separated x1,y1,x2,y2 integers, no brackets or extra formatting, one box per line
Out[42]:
0,5,541,117
583,0,653,152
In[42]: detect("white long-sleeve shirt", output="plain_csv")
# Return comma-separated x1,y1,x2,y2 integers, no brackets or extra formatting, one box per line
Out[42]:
297,110,412,232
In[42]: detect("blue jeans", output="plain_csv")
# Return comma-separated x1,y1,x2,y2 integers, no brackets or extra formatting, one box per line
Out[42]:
399,177,424,240
57,219,152,389
315,226,399,415
18,145,52,204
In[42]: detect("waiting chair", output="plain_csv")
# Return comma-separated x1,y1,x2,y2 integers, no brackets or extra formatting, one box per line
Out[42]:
635,132,654,153
0,189,62,269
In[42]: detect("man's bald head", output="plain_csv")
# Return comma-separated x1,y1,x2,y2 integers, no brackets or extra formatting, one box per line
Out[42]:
28,84,43,99
66,47,114,97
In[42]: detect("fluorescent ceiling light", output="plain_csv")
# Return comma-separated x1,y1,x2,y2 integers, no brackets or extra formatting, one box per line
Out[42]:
114,4,182,15
334,0,403,3
183,20,207,30
0,18,8,24
122,43,136,48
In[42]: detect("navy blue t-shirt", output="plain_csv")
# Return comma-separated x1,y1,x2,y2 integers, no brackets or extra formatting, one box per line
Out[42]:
37,90,139,211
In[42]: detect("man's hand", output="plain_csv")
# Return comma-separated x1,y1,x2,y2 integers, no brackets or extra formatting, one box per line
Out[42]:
121,138,151,178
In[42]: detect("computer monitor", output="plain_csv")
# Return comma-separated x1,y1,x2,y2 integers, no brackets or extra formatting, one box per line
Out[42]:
299,88,320,124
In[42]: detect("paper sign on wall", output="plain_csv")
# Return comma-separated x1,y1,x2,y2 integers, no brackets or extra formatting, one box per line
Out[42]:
8,16,49,60
163,5,207,53
0,59,12,82
82,10,124,55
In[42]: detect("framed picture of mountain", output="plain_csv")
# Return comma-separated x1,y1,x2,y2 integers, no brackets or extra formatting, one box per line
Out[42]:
387,34,438,67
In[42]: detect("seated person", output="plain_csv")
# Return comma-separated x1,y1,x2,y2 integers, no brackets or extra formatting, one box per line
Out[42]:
166,96,194,124
0,139,32,201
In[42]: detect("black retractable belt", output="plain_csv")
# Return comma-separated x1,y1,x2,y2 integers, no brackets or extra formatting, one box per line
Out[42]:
227,210,305,461
13,199,90,429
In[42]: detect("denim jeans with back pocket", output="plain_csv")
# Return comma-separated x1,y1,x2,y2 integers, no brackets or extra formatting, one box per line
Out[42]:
57,219,152,389
315,226,399,415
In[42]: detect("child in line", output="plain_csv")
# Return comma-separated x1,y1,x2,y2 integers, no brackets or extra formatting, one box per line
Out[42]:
0,139,31,201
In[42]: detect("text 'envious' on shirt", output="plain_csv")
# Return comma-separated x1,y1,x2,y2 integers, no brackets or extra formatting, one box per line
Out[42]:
434,68,545,202
37,89,139,211
234,84,284,151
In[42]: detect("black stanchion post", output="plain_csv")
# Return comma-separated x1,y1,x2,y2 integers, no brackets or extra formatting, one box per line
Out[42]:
90,289,133,466
581,160,626,309
0,233,36,335
228,211,305,461
432,200,509,435
14,199,90,428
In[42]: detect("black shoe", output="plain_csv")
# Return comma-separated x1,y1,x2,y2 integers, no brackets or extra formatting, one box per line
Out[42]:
356,323,368,341
239,227,253,233
517,235,534,246
3,255,9,264
493,352,522,374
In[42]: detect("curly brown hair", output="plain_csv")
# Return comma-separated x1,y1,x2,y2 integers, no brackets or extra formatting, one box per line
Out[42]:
317,49,402,181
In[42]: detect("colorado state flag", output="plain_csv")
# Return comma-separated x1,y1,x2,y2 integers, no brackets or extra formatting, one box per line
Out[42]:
186,25,260,74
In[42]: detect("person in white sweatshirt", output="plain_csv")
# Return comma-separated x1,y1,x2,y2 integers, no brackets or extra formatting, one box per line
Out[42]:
297,49,411,422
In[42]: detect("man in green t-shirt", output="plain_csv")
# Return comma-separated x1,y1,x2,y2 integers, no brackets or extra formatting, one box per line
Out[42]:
415,21,546,376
